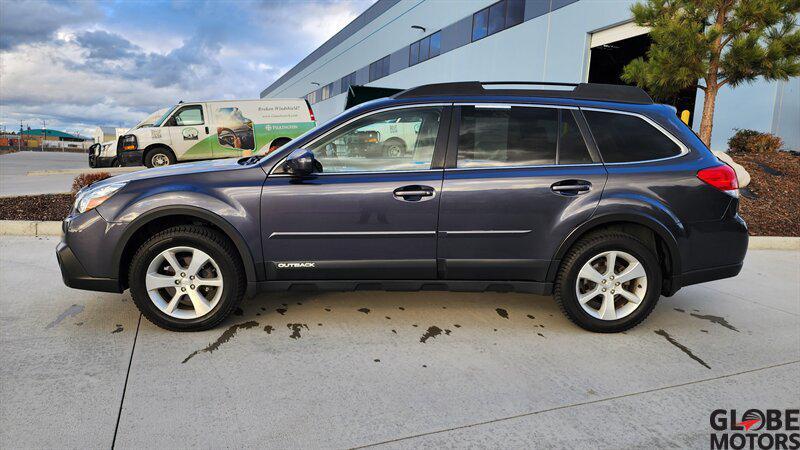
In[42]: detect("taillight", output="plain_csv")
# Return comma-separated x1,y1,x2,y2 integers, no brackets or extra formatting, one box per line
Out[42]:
697,164,739,196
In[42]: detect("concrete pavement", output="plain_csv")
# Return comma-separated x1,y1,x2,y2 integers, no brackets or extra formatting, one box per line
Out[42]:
0,236,798,448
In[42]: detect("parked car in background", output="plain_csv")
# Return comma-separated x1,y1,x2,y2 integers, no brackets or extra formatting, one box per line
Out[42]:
89,108,169,168
58,82,747,332
117,99,316,168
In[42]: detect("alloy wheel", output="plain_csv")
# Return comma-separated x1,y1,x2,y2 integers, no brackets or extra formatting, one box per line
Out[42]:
145,246,224,319
575,250,648,321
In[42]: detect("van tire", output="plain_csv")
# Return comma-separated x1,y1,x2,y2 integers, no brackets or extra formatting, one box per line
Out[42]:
144,147,176,168
554,231,661,333
383,138,406,157
128,225,246,331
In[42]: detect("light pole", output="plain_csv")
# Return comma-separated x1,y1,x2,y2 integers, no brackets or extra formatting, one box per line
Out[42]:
39,119,46,152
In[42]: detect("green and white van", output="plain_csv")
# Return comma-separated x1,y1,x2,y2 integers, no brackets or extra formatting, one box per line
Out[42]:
118,99,316,167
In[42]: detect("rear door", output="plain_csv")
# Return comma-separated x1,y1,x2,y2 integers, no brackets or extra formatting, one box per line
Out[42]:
261,105,450,280
163,103,211,160
437,104,607,281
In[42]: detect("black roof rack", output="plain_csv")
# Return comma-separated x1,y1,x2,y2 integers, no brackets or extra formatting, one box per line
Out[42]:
393,81,654,105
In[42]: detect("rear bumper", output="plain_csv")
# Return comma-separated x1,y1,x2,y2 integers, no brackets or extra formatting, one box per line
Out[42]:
56,240,121,293
673,262,743,290
119,150,143,167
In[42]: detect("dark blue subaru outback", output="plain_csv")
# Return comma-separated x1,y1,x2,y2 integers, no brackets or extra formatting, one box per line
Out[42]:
57,82,747,332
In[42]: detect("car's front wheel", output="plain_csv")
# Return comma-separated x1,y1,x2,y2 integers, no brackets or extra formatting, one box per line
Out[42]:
128,225,246,331
554,231,661,332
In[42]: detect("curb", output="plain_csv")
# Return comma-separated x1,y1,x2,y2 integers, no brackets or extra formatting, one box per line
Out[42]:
26,167,142,176
1,220,62,236
1,220,799,250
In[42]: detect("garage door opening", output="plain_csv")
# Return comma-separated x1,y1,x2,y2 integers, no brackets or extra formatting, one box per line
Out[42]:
588,25,697,127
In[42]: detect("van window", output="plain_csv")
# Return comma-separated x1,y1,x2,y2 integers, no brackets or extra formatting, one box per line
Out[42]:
584,110,682,163
167,105,204,126
307,107,442,173
457,106,557,168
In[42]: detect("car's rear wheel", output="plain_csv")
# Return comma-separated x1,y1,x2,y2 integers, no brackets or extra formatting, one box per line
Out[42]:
144,147,175,168
128,225,245,331
554,231,661,332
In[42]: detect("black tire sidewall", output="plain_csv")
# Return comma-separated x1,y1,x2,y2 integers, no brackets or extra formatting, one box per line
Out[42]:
560,235,661,332
130,231,241,330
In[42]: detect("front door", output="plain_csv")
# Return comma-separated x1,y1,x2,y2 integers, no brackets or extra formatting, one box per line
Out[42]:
261,105,450,280
164,104,211,160
437,104,607,281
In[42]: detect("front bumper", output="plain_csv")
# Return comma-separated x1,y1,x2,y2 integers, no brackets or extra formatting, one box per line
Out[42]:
57,240,121,293
56,211,124,293
119,150,144,167
88,154,116,168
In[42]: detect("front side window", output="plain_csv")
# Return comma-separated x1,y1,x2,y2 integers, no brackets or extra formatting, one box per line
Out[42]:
584,110,682,163
167,105,204,126
307,107,442,173
457,106,558,168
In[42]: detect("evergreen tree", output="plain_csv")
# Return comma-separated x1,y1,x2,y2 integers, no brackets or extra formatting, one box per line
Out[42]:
622,0,800,147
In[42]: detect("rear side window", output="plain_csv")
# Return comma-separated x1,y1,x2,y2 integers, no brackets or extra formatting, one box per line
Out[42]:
584,110,682,163
457,106,593,168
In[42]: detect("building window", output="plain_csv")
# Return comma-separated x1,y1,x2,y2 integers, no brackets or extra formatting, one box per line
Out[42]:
321,82,333,101
340,71,357,93
410,31,441,66
472,0,525,42
506,0,524,27
306,91,317,105
472,8,488,41
487,1,505,35
369,55,390,82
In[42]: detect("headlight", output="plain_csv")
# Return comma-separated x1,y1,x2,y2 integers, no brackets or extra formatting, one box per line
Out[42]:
73,181,127,214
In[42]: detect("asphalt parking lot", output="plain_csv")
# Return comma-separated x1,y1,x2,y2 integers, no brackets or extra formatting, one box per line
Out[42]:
0,151,141,196
0,236,798,448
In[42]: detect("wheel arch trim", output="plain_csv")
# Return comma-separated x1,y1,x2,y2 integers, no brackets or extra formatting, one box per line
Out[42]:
112,205,259,284
547,212,683,283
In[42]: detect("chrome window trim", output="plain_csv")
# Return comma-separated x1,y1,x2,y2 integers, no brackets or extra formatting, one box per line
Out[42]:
268,102,451,176
579,107,690,165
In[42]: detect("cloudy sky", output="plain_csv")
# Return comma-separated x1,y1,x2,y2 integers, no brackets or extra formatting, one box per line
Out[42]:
0,0,374,136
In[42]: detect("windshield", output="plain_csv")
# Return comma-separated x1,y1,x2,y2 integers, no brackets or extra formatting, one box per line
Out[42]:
151,106,177,128
134,108,170,129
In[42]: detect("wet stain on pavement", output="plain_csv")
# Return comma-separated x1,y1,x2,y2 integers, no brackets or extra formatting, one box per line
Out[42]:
260,307,266,311
264,325,274,334
495,308,509,319
373,359,380,363
385,316,391,320
690,313,739,332
111,324,123,334
537,333,545,338
183,321,259,363
46,304,84,329
391,329,397,334
674,308,686,313
234,307,244,316
701,329,708,333
422,364,427,368
297,302,303,305
358,308,370,314
276,308,287,315
398,307,405,311
287,323,309,339
75,322,84,326
324,308,331,312
654,329,710,369
527,315,535,320
444,329,451,335
454,324,461,328
420,326,443,343
412,324,418,327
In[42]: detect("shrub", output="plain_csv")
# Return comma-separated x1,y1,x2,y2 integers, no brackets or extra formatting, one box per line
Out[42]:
728,129,783,154
72,172,112,195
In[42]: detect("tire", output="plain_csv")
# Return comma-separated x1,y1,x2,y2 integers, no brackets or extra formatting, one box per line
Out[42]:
383,138,406,157
111,158,122,167
144,147,176,168
554,231,662,333
128,225,246,331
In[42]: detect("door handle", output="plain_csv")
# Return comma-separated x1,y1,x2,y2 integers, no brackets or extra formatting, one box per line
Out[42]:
393,185,435,201
551,180,592,195
205,126,210,134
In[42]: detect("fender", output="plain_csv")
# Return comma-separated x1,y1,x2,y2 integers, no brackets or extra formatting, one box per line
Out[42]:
546,211,683,284
111,205,259,284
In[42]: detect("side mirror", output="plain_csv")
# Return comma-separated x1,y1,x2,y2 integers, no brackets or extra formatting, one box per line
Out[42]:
282,149,320,176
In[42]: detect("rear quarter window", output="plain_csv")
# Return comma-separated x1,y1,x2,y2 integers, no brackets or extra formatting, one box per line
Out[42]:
584,110,682,163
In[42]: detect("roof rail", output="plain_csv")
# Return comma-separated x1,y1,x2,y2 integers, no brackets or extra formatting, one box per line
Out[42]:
392,81,654,104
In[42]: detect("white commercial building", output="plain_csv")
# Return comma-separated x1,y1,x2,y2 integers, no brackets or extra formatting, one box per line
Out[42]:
261,0,799,151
